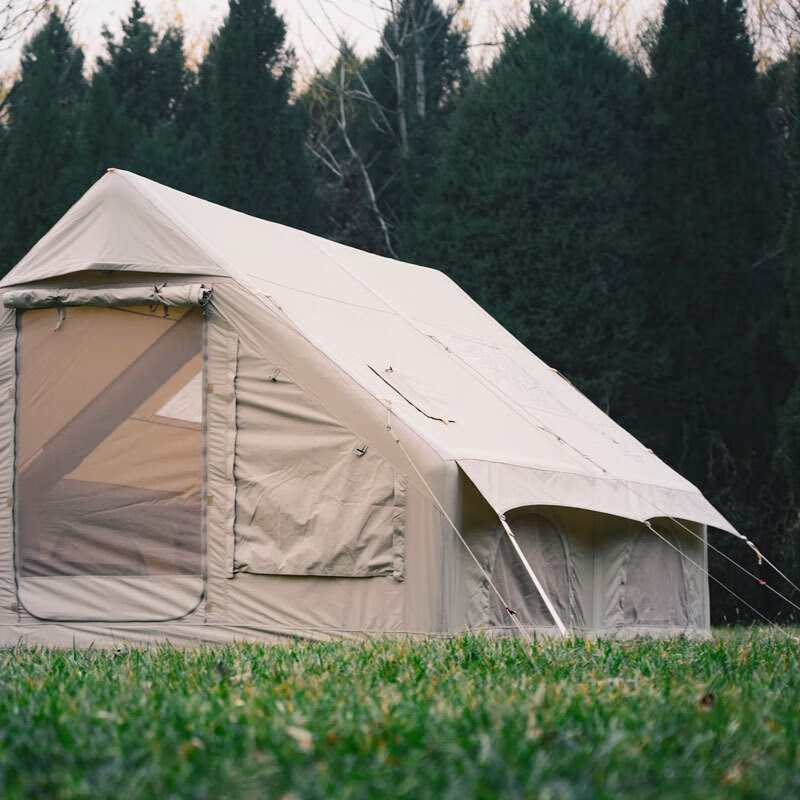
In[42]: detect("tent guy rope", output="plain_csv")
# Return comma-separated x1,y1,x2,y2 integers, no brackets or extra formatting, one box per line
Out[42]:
384,403,539,641
298,228,800,634
642,522,800,643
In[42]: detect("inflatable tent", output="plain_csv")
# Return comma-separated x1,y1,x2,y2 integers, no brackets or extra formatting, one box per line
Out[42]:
0,170,735,645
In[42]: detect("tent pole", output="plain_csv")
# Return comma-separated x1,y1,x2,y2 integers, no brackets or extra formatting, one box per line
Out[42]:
498,514,568,638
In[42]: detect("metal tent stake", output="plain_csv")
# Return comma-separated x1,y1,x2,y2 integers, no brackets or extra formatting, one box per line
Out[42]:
498,515,568,637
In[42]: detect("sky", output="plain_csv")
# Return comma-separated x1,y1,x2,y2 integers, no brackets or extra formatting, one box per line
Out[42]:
0,0,539,77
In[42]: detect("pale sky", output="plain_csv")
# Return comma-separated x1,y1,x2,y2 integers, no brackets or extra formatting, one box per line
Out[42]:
0,0,538,76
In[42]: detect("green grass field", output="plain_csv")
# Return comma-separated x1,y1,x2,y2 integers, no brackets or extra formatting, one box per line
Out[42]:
0,630,798,799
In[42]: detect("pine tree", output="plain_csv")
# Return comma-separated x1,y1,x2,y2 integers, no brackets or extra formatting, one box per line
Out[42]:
85,1,189,183
404,2,654,420
0,11,91,275
780,57,800,491
201,0,316,230
640,0,782,484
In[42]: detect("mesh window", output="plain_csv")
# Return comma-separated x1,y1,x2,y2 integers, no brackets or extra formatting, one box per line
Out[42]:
489,512,571,627
16,305,203,578
622,527,687,625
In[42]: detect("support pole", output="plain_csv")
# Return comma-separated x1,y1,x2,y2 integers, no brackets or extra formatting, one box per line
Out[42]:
498,514,568,637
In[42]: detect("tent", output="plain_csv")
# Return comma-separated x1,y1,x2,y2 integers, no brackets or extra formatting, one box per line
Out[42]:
0,169,735,646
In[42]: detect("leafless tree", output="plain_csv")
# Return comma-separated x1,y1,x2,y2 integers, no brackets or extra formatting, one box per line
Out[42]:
300,0,466,255
0,1,79,120
0,0,77,52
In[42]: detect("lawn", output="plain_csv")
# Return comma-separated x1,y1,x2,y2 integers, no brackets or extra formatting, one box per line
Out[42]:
0,630,798,799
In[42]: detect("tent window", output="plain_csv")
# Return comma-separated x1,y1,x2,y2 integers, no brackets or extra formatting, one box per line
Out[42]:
369,364,454,422
488,512,571,628
15,305,204,578
622,526,688,626
233,348,405,579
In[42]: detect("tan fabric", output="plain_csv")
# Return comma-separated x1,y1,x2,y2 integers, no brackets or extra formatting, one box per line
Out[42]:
369,365,454,422
17,576,203,622
487,512,573,628
0,168,725,642
0,306,16,618
456,458,733,533
3,283,210,308
233,341,406,579
0,170,735,539
1,172,222,282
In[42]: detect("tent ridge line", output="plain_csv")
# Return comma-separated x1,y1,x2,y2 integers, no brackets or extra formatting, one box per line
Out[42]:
0,262,227,286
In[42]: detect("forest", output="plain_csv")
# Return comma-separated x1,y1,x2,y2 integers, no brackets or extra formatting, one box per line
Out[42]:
0,0,798,623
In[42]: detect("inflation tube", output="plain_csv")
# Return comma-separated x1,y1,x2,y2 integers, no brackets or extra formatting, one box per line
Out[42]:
498,514,568,637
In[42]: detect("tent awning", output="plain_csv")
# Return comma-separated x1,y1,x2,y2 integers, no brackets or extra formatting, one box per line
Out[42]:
456,458,738,535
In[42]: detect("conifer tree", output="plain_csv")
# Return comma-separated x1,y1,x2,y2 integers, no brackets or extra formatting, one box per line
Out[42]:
780,58,800,490
640,0,781,482
201,0,316,230
0,11,91,275
404,2,653,420
85,1,188,183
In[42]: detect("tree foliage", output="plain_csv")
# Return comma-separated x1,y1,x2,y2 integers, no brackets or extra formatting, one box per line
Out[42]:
640,0,785,475
305,0,470,254
0,10,91,271
85,0,189,184
405,2,655,419
201,0,316,230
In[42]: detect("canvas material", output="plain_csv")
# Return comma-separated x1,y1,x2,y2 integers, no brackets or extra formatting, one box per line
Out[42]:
0,306,16,623
16,576,204,622
0,172,222,282
1,286,441,633
454,471,710,636
0,168,723,641
3,283,209,308
232,332,406,579
0,619,710,648
0,170,735,537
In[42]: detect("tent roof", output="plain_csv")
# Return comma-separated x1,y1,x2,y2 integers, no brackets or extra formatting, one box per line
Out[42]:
0,170,736,534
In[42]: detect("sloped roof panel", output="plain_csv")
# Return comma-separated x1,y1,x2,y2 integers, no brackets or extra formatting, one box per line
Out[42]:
0,170,737,533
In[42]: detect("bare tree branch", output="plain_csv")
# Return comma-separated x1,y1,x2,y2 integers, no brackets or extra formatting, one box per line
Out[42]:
335,58,398,257
0,0,77,52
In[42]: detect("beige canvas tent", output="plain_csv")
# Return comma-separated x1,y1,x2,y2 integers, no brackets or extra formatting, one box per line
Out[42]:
0,169,735,646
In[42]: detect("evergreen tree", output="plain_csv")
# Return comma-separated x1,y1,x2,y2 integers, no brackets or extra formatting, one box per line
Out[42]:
404,2,654,419
201,0,315,230
0,11,91,275
85,1,189,184
640,0,785,492
780,56,800,496
641,0,797,622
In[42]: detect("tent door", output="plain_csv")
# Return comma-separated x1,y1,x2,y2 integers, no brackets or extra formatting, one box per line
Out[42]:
13,304,205,622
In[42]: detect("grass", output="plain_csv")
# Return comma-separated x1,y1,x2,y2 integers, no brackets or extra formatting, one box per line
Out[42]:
0,630,798,799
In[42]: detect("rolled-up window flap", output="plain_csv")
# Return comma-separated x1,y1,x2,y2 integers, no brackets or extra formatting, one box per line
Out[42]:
3,283,211,309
